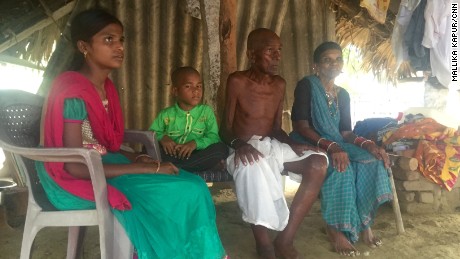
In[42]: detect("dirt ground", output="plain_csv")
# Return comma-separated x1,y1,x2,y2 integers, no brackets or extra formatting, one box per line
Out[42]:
1,180,460,259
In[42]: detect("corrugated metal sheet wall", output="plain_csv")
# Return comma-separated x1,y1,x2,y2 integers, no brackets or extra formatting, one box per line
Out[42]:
102,0,204,130
279,0,336,132
92,0,335,131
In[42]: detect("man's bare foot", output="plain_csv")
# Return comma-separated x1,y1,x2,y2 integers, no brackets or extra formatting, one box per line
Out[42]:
326,226,360,257
361,227,382,248
256,244,276,259
273,237,304,259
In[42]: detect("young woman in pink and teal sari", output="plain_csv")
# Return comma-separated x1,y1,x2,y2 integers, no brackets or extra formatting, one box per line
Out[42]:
36,9,226,259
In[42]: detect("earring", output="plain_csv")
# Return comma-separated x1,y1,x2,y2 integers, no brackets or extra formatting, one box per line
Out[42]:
83,51,87,59
313,67,318,76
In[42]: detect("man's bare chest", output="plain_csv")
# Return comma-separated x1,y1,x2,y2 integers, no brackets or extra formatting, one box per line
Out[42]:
237,92,280,116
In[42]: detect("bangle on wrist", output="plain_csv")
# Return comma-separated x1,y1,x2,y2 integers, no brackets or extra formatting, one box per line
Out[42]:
319,139,332,150
354,136,366,145
326,142,337,152
354,136,374,148
316,137,325,148
155,161,160,173
360,139,374,148
135,154,152,162
230,138,239,148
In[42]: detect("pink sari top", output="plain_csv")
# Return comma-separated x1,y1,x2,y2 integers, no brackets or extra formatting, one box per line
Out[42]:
43,71,131,210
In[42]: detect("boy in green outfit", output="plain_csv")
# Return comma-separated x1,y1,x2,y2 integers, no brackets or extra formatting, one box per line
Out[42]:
149,66,228,171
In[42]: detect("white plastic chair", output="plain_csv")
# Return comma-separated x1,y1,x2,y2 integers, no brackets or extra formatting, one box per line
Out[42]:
0,90,160,259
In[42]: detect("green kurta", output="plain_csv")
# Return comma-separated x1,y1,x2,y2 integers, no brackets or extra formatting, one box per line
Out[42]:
149,103,221,150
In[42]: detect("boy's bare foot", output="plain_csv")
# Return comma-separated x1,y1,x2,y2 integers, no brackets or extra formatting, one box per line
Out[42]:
256,244,276,259
361,227,382,248
273,237,304,259
326,226,360,257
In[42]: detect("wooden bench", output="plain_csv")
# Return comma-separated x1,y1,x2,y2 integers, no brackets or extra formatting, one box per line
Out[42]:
145,132,233,183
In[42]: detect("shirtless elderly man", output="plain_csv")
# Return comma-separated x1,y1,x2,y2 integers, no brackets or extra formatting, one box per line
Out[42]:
220,28,328,259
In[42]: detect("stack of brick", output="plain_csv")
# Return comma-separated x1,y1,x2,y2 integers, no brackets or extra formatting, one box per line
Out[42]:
392,156,460,214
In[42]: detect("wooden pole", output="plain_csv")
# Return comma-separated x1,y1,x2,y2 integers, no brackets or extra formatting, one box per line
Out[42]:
218,0,237,123
387,167,405,234
200,0,221,114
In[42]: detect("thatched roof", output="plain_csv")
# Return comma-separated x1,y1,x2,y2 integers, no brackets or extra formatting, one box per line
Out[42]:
0,0,406,82
0,0,74,70
333,0,414,84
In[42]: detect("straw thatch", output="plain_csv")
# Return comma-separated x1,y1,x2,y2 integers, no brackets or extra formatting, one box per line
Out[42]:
0,0,73,69
0,0,407,83
333,0,414,84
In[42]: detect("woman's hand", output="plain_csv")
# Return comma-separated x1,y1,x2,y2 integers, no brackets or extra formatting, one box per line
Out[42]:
136,156,179,175
174,141,196,160
289,143,321,156
363,142,390,168
233,143,264,167
156,161,179,175
328,144,349,172
159,136,177,156
135,154,156,163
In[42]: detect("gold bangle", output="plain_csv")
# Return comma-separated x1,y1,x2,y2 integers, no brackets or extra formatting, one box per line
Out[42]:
135,154,151,162
354,136,366,145
327,142,337,152
316,138,325,148
155,161,160,173
230,138,239,148
360,139,373,148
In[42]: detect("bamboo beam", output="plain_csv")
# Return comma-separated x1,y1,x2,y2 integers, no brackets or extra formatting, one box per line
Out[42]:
0,1,76,54
387,167,406,234
200,0,221,113
0,54,45,70
218,0,237,122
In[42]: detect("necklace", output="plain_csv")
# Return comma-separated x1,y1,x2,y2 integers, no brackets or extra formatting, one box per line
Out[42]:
102,99,109,111
324,87,339,117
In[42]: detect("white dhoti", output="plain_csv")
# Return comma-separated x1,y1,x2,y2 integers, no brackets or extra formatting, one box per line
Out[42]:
227,136,327,231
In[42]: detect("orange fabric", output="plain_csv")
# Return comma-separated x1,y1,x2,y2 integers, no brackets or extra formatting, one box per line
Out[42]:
383,118,456,145
384,118,460,190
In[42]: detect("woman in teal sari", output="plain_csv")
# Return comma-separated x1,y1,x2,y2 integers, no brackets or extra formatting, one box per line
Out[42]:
290,42,392,256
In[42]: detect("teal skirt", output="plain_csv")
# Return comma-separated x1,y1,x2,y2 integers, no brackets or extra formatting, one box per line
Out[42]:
290,132,392,243
36,152,225,259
